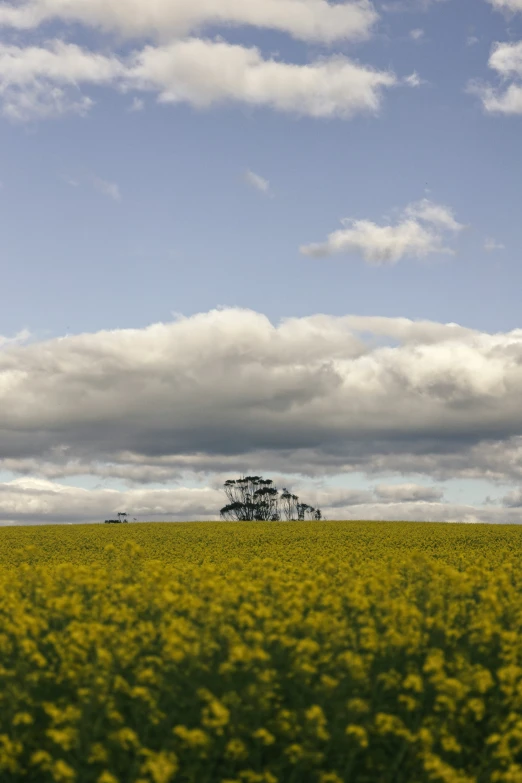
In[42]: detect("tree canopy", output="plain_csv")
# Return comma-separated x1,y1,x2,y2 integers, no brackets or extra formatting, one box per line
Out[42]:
219,475,322,522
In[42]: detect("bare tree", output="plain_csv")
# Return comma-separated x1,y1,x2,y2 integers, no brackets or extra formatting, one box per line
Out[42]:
220,476,323,522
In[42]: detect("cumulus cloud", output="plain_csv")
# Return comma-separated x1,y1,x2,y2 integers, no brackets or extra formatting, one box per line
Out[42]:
130,39,397,118
469,40,522,115
0,40,123,119
3,307,522,510
471,82,522,114
0,0,378,44
0,38,398,121
300,198,464,263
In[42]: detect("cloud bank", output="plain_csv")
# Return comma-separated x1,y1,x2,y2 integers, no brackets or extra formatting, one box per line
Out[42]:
1,307,522,523
0,476,519,525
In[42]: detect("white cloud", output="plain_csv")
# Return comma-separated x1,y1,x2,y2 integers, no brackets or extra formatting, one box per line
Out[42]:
130,39,398,118
0,40,123,84
410,28,424,40
0,38,399,121
404,198,464,231
470,41,522,115
300,198,464,263
92,176,121,201
484,237,505,251
382,0,448,11
486,0,522,12
489,40,522,77
0,0,379,44
301,219,445,263
471,81,522,114
244,169,270,194
0,40,123,120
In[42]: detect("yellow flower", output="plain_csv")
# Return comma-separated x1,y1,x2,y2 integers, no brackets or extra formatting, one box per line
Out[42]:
0,735,23,773
139,750,178,783
97,773,120,783
345,724,369,748
225,739,248,761
285,743,304,764
305,705,330,741
51,759,76,782
88,743,109,764
252,728,275,746
13,712,33,726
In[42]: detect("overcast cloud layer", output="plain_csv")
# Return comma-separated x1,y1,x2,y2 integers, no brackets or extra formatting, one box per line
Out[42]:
1,308,522,523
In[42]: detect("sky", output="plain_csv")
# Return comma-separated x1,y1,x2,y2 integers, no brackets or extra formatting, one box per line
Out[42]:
2,0,522,524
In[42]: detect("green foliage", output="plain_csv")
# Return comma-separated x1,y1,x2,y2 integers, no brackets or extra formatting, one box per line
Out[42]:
220,476,322,521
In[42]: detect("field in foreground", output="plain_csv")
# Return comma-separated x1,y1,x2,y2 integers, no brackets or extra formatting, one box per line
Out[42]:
2,521,522,782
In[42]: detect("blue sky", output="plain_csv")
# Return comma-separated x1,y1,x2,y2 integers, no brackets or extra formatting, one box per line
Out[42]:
1,0,522,523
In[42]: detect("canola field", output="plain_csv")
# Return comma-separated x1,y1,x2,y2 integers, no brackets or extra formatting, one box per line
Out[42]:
2,521,522,783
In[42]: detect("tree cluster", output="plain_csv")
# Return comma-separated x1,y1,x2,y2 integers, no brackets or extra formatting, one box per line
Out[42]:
219,476,323,522
104,512,131,524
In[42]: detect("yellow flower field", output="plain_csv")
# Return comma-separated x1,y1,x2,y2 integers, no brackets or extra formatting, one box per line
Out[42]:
2,521,522,782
